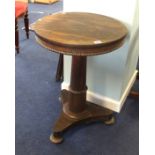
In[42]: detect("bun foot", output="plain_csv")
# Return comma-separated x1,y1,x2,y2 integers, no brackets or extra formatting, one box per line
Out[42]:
104,116,115,125
50,133,63,144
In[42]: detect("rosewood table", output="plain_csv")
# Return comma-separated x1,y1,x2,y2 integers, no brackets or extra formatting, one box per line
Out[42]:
31,12,128,144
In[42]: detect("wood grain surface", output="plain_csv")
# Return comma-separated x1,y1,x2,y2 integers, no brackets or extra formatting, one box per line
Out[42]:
32,12,128,56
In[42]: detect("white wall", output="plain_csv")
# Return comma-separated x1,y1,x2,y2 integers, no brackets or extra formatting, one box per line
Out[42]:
63,0,139,112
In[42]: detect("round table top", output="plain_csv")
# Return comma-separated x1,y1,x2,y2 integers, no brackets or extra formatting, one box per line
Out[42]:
32,12,128,56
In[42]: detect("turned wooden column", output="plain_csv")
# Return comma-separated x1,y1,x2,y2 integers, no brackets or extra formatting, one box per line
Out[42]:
68,56,87,113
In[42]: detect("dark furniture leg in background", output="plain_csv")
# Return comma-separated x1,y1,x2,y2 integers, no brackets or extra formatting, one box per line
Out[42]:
15,18,19,54
24,10,29,39
56,54,63,81
15,8,29,54
130,72,139,98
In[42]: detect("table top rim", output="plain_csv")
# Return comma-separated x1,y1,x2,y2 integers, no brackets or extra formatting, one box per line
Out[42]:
32,12,128,56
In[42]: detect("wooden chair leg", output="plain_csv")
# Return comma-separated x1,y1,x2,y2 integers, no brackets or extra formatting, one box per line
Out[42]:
56,54,63,82
15,18,19,54
24,10,29,39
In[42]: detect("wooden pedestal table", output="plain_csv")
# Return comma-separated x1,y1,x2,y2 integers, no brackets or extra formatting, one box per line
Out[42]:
32,12,128,144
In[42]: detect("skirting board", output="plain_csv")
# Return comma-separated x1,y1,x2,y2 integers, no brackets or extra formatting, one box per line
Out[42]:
61,70,138,113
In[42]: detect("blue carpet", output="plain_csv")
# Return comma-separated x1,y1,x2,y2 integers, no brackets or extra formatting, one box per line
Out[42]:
15,2,139,155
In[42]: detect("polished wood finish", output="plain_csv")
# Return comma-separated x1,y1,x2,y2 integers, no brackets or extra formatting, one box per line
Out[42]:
32,12,128,143
32,12,128,56
68,56,87,113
